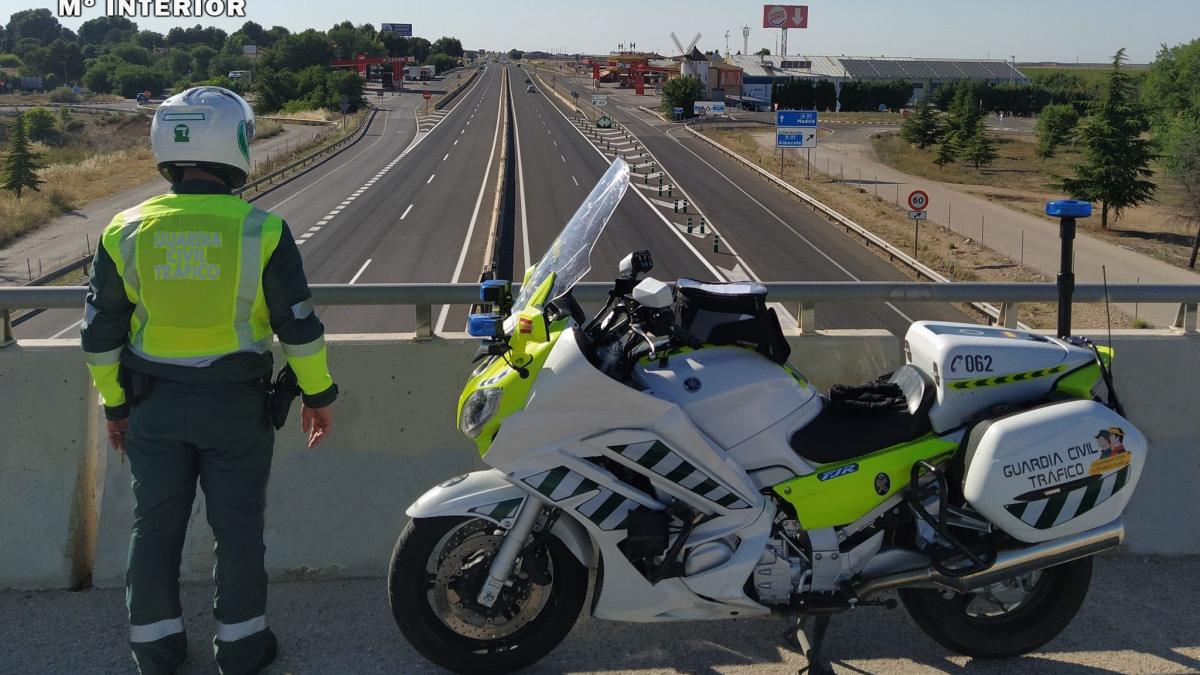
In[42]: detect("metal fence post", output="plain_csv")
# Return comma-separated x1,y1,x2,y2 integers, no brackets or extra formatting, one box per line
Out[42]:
2,309,13,345
998,302,1020,329
415,305,433,340
1172,302,1198,334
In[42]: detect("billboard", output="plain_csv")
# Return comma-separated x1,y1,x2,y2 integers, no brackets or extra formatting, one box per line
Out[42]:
762,5,808,29
693,101,726,116
381,23,413,36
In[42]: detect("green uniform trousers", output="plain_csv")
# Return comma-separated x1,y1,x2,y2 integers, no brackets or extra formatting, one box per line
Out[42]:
124,377,277,675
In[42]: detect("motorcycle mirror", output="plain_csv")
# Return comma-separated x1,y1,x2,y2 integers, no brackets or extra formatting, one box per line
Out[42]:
467,313,505,338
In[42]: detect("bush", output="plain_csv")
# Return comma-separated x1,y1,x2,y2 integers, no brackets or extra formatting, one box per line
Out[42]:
0,53,23,68
23,108,60,143
425,52,458,74
82,64,115,94
113,64,165,98
837,80,913,112
47,86,79,103
660,75,704,117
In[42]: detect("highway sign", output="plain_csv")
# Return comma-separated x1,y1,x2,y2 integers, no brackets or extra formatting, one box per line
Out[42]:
673,107,684,114
422,91,432,100
776,109,817,148
776,110,817,127
908,211,928,220
340,96,350,114
381,23,413,37
907,189,930,212
591,94,608,107
571,90,578,99
763,4,808,29
693,101,726,116
596,115,613,129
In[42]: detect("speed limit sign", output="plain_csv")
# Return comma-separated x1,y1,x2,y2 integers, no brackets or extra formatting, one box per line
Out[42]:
907,189,930,212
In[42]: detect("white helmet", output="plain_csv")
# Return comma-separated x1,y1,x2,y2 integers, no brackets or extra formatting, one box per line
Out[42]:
151,86,255,188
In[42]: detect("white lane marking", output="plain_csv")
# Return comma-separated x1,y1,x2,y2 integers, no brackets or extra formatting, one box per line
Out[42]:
572,176,579,186
401,203,413,219
50,319,83,339
427,174,436,184
349,259,372,285
309,226,321,232
661,125,913,323
553,140,557,147
301,232,314,238
295,239,306,245
443,153,449,161
559,153,566,162
316,219,329,225
460,129,465,134
265,108,391,211
454,139,459,146
436,70,505,334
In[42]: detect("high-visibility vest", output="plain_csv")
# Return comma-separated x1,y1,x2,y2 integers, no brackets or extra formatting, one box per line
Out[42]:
102,193,284,366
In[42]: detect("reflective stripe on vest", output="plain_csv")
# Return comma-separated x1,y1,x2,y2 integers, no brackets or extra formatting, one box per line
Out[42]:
103,195,282,366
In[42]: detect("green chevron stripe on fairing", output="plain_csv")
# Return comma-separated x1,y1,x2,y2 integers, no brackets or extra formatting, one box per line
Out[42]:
948,364,1068,390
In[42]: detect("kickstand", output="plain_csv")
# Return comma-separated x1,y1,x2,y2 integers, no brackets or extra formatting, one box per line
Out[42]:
792,615,833,675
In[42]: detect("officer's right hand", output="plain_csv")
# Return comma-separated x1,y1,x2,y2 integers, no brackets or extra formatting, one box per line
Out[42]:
301,404,334,449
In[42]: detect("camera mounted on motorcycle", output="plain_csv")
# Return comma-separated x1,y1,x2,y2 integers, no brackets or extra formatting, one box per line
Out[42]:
617,250,654,280
467,312,505,339
479,279,513,314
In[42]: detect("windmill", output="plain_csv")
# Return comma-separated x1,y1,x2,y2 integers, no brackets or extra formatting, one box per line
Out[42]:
669,32,702,58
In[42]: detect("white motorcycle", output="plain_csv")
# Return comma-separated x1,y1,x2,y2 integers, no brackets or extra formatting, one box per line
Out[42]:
388,160,1145,673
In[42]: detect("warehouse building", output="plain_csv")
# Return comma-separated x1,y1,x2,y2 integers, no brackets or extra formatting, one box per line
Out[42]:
728,54,1029,107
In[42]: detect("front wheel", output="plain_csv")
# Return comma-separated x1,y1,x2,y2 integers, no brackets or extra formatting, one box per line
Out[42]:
389,515,588,674
899,556,1093,658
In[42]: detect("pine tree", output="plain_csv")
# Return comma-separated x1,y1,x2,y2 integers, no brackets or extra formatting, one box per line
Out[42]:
1,113,44,201
933,134,958,169
900,98,942,149
1060,49,1156,229
961,115,997,169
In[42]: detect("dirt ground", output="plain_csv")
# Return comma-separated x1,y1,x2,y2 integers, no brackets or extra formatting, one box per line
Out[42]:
707,127,1137,329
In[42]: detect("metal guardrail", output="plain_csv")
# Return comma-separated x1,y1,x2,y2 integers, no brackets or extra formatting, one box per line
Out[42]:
234,107,376,198
5,282,1199,342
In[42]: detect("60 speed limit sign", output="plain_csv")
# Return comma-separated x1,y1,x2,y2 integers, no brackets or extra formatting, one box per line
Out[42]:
907,189,930,212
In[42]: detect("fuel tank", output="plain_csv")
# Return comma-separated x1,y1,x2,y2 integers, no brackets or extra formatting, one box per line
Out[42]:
632,346,817,449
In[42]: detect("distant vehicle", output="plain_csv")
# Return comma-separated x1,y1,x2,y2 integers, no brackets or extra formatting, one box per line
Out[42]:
526,84,535,93
525,78,531,84
135,92,149,104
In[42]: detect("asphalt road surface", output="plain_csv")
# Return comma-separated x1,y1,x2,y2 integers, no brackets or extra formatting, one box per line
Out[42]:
3,555,1196,674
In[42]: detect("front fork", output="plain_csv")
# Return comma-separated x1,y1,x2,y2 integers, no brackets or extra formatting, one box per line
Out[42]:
476,496,546,608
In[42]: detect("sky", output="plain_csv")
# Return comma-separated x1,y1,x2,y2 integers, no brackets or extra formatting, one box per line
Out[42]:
27,0,1200,63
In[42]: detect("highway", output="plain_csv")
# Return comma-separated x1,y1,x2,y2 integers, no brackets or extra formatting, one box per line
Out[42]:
529,69,969,335
14,66,501,338
17,61,972,342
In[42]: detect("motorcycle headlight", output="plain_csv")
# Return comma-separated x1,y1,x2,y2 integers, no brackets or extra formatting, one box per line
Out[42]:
459,388,503,438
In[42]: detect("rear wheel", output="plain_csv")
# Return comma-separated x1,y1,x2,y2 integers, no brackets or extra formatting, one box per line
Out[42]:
389,516,587,674
899,556,1093,658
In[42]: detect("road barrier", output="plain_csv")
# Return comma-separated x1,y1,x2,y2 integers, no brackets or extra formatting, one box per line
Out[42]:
234,107,376,200
2,281,1198,589
480,68,513,282
434,66,483,111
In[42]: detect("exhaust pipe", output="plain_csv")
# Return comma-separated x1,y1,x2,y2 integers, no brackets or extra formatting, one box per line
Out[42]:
855,519,1124,599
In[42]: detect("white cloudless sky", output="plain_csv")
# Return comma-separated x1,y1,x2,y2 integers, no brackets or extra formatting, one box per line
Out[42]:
36,0,1200,63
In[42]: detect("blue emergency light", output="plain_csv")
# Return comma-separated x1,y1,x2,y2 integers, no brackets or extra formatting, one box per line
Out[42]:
467,313,505,338
479,279,512,303
1045,200,1092,219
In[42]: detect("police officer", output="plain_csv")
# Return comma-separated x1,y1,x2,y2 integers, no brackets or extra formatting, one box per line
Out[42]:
80,87,337,674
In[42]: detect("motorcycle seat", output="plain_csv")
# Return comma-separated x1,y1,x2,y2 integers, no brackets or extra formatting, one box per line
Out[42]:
790,365,937,465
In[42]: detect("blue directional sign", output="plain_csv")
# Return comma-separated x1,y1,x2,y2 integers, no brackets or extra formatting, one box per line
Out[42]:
776,110,818,148
776,110,817,127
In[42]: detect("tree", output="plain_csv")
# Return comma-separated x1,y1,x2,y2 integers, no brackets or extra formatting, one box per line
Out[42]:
961,116,997,169
22,108,58,143
425,52,458,73
1162,115,1200,268
0,53,21,68
755,47,770,56
900,98,942,148
259,29,334,71
134,30,164,49
432,36,463,58
508,49,523,60
44,38,84,80
113,63,165,98
106,42,150,65
1060,49,1157,229
2,114,44,200
933,134,958,169
5,9,64,48
189,44,217,75
1143,38,1200,129
660,75,705,117
1034,103,1079,161
77,16,137,46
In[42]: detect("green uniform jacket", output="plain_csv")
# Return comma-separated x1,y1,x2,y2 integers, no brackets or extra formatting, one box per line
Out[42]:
81,180,337,420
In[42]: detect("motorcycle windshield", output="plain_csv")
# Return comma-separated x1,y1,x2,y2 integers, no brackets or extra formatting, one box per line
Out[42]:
511,158,630,314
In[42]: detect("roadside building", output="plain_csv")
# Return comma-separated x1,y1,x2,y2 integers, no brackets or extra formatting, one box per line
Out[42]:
727,54,1029,107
